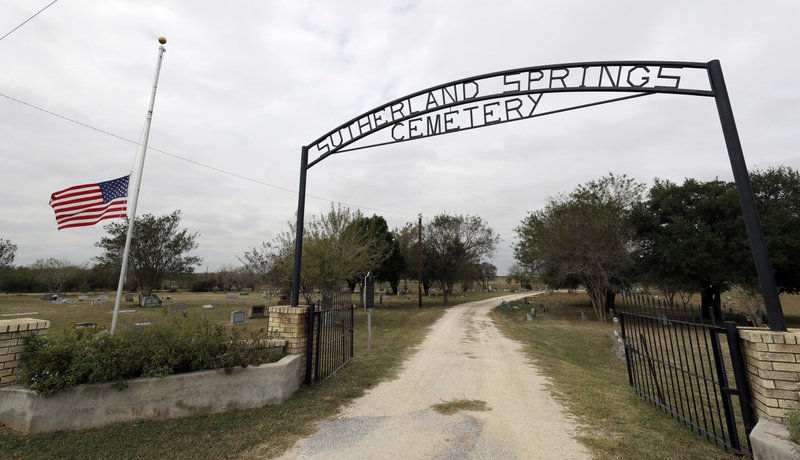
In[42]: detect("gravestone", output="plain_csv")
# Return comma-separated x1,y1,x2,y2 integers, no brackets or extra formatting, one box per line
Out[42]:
526,308,537,322
78,295,88,302
141,296,161,307
168,302,188,313
225,293,237,299
125,293,134,302
239,291,249,296
249,305,266,318
202,304,214,309
134,321,152,328
74,322,96,330
230,310,245,325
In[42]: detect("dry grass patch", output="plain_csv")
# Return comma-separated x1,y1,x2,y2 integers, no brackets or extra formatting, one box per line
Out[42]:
491,292,736,460
431,399,491,415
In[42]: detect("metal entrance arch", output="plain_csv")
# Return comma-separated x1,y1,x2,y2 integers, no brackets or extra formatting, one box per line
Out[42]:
290,59,788,332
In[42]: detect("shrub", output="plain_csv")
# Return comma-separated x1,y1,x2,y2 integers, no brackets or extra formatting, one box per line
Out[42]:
19,317,284,396
789,411,800,444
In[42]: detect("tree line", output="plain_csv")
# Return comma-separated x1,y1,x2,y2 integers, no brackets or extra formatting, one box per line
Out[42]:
5,165,794,317
0,209,500,305
512,166,800,323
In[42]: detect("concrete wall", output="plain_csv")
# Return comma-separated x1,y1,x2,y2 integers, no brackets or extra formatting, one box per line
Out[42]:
0,318,49,386
0,354,301,434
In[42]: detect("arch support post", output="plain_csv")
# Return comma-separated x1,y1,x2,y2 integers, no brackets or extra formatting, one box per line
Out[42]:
291,146,308,307
708,59,787,332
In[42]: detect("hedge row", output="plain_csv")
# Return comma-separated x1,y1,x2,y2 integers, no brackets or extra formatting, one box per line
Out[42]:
19,317,284,396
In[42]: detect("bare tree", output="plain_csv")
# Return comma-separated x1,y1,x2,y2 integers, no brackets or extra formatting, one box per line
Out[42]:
30,258,76,293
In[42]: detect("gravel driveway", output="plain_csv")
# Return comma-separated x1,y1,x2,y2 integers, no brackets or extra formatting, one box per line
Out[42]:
276,294,591,459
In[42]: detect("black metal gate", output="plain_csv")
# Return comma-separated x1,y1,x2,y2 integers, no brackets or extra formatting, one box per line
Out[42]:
618,293,757,456
305,291,355,385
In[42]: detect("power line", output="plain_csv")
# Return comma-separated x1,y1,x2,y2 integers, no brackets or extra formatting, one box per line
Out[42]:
0,0,60,43
0,91,418,217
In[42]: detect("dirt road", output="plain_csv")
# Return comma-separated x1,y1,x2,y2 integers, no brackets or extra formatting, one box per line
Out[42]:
276,295,591,459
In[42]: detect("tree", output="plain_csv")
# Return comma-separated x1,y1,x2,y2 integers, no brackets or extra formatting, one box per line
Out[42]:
345,215,406,294
30,258,79,294
0,238,16,268
393,222,436,295
95,210,202,297
632,179,751,319
425,213,499,304
238,242,285,294
506,263,534,290
632,167,800,321
750,166,800,294
476,262,497,290
272,204,390,296
515,174,644,321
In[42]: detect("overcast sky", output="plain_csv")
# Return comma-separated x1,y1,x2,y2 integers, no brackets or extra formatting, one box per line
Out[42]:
1,0,799,275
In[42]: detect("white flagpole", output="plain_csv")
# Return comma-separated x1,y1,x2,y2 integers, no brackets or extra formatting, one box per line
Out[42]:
111,37,168,334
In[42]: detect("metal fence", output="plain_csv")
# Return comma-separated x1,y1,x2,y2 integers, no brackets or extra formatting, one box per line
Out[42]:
617,293,756,456
305,291,355,385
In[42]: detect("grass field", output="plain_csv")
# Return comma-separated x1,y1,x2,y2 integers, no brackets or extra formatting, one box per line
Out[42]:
1,288,794,458
0,291,501,459
491,292,742,460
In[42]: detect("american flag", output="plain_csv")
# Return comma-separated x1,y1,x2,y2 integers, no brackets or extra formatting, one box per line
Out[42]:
49,175,130,230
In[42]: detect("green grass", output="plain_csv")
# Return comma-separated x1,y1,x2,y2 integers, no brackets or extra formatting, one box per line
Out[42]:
491,292,737,460
789,411,800,444
0,291,504,459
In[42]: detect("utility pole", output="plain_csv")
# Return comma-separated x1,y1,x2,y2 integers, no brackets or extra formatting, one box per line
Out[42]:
418,213,423,309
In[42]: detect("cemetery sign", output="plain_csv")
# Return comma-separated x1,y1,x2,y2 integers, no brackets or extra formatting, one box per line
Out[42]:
290,60,788,331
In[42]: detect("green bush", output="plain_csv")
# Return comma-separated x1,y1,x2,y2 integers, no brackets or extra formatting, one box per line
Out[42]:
789,411,800,444
19,317,284,396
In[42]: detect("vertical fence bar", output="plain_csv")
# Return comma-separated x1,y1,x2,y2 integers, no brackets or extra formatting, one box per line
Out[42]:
350,303,356,359
305,303,315,385
725,321,756,451
314,307,323,383
619,313,634,387
619,295,751,455
709,327,740,452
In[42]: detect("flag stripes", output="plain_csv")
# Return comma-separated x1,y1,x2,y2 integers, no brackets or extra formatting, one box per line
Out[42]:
50,175,129,230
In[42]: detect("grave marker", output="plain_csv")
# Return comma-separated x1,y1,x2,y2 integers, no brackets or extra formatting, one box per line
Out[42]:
249,305,266,318
140,296,161,307
230,310,245,325
168,302,188,313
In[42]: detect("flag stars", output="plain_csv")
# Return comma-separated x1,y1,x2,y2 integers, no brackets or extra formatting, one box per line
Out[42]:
100,176,130,203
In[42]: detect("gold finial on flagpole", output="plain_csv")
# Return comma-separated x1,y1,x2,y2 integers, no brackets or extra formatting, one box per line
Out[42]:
158,36,167,44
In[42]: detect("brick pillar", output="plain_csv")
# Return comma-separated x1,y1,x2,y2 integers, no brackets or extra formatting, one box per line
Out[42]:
738,327,800,422
0,318,50,387
268,306,309,383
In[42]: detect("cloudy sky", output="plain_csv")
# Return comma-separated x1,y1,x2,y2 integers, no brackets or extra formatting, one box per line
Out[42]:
1,0,799,275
